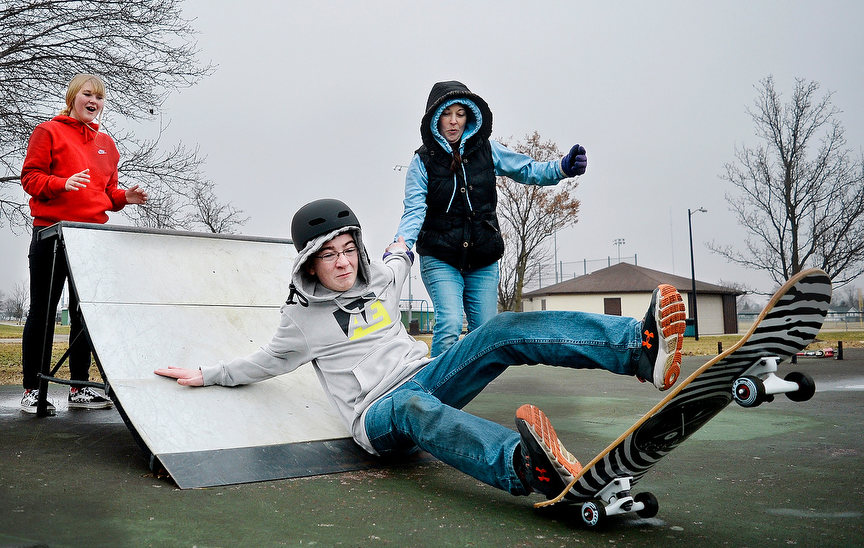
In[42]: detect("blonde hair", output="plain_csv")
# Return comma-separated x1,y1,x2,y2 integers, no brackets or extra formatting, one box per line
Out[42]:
60,74,106,117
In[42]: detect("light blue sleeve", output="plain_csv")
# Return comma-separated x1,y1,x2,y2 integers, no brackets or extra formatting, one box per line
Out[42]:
490,139,565,186
394,154,428,249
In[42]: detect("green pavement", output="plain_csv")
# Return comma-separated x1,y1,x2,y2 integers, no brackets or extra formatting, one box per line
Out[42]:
1,353,862,547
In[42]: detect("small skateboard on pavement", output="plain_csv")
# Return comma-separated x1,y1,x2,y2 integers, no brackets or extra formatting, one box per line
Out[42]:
536,268,832,527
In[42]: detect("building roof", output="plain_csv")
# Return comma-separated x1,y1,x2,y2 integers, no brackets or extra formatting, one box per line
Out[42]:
523,262,741,297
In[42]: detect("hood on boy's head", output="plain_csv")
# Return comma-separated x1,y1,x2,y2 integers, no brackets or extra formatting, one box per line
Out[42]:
290,226,372,294
420,80,493,151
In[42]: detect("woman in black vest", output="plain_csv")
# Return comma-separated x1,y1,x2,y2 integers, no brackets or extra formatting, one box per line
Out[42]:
394,81,588,356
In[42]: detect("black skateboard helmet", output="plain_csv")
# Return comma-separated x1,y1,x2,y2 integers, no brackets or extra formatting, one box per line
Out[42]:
291,198,361,252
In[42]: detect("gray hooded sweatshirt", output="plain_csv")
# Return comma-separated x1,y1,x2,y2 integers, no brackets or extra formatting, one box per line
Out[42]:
200,226,431,454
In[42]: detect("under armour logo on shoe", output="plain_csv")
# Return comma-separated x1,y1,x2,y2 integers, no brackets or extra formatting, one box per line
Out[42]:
642,329,655,349
535,466,551,482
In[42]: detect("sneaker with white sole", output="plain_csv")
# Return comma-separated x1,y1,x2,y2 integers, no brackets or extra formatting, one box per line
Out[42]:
20,389,55,415
68,386,112,409
515,404,582,499
636,284,686,390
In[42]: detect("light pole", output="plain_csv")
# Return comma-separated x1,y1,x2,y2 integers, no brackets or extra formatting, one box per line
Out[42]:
552,213,559,284
554,229,559,283
688,207,707,340
613,238,625,263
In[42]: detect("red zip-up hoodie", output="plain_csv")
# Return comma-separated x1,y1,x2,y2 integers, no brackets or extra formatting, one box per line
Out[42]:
21,115,127,226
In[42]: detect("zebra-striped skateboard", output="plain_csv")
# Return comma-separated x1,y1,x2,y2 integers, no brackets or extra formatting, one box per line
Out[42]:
536,268,832,527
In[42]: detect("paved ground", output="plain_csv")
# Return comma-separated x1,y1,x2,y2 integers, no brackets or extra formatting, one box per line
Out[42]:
1,351,862,547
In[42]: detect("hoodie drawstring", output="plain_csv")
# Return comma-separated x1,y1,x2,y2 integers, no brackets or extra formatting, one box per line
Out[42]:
285,284,309,307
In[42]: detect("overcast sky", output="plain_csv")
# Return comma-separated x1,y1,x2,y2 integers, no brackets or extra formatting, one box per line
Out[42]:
2,0,863,306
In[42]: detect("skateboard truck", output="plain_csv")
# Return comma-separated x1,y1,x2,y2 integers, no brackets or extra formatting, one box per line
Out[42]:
732,356,816,407
577,476,658,527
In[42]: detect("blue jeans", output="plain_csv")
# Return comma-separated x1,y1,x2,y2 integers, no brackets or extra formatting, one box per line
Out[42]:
420,254,499,357
364,310,643,495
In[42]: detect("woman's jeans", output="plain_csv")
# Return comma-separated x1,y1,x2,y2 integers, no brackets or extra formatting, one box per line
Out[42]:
21,227,91,390
420,254,499,357
365,310,643,495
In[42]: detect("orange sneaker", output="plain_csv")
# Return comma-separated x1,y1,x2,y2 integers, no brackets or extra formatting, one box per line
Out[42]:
637,284,686,390
515,404,582,499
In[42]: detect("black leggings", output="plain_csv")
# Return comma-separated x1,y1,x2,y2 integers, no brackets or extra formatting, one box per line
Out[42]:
21,227,91,389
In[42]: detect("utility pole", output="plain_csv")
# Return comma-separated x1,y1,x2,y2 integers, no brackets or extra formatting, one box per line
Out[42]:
688,207,707,340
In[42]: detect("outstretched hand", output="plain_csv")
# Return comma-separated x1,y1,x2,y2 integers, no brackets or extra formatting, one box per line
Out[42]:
386,236,409,254
125,184,148,204
383,236,414,263
154,366,204,387
561,144,588,177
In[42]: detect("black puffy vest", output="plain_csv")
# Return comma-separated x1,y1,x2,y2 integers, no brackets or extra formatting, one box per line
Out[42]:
415,139,504,271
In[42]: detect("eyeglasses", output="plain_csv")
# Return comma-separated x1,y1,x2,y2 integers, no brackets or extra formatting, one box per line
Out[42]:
314,247,358,263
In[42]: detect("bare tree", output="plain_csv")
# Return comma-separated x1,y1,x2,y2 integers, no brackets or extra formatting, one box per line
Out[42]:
0,289,6,320
496,132,581,311
710,76,864,289
116,125,248,233
717,279,760,311
0,0,246,233
4,283,29,324
831,284,862,311
191,180,250,234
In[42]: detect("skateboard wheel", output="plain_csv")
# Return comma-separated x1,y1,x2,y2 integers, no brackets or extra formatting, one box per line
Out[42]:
580,500,606,527
733,375,765,407
634,492,659,518
784,371,816,402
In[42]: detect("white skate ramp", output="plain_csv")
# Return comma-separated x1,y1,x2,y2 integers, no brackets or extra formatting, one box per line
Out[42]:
52,222,377,488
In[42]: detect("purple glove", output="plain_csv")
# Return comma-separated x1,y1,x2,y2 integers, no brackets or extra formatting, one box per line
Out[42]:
561,144,587,176
383,249,415,264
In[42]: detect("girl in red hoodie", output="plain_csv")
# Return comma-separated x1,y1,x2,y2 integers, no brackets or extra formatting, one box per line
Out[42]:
19,73,148,414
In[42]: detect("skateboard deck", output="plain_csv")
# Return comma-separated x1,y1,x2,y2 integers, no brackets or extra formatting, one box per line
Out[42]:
537,268,832,525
